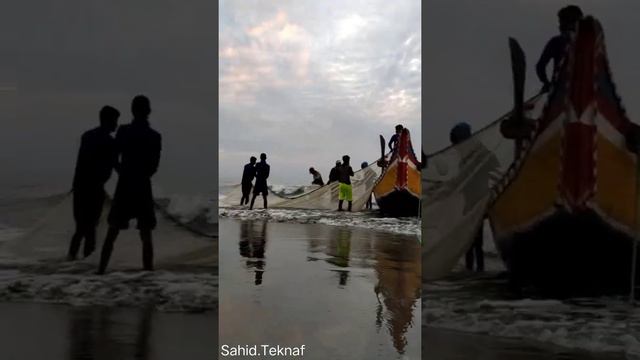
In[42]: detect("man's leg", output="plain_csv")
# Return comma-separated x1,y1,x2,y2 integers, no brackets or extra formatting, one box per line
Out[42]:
465,248,474,271
67,225,84,261
97,227,120,274
83,227,97,258
474,226,484,272
140,229,154,271
348,201,352,212
338,200,343,211
250,194,258,210
262,194,267,209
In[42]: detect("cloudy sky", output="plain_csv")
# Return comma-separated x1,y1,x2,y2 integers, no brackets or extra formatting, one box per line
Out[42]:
219,0,421,185
0,1,217,196
424,0,640,152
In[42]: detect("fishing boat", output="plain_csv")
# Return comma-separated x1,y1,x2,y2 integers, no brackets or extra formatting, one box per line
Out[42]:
373,128,421,217
488,16,640,295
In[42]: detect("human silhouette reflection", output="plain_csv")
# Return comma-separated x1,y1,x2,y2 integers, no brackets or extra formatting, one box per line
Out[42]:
67,306,152,360
372,233,421,355
239,220,268,285
325,227,352,286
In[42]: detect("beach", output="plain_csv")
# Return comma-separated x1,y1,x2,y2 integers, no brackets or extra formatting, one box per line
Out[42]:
423,229,640,359
0,189,218,359
218,216,421,359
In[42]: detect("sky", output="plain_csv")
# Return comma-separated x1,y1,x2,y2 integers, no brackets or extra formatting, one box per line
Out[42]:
423,0,640,153
0,1,217,196
219,0,422,185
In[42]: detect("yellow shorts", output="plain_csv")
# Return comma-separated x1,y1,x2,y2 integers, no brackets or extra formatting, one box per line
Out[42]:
338,183,353,201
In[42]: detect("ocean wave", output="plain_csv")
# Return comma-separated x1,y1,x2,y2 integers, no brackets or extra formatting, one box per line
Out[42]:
423,275,640,356
0,267,217,312
219,208,420,236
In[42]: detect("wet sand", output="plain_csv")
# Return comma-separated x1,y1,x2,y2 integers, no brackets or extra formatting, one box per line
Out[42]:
219,218,421,359
0,302,217,360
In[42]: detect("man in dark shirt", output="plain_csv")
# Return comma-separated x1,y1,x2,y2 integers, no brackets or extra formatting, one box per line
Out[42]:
67,106,119,260
388,124,404,152
97,95,162,274
241,156,257,205
250,153,270,210
337,155,355,212
536,5,583,93
309,167,324,186
327,160,341,184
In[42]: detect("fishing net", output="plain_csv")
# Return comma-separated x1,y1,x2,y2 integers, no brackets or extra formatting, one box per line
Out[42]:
219,163,383,211
422,95,547,280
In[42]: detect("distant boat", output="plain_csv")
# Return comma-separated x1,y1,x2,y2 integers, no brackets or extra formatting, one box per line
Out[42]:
489,16,640,295
373,128,421,217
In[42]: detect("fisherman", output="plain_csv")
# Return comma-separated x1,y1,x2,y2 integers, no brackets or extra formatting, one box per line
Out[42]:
67,106,119,261
536,5,584,93
240,156,257,205
450,122,495,273
309,167,325,186
337,155,354,212
328,160,341,184
388,124,404,152
97,95,162,274
250,153,270,210
361,161,373,210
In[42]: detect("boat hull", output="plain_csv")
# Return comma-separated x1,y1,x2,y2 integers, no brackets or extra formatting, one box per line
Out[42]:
495,209,636,296
376,189,420,217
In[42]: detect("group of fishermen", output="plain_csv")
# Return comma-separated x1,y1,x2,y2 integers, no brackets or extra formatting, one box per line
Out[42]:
239,154,357,211
68,95,162,275
238,123,407,212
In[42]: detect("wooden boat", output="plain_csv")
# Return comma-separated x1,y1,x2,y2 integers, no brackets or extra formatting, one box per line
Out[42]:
489,16,639,295
373,128,421,217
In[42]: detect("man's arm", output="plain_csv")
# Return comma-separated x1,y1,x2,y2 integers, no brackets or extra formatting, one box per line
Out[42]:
265,165,270,179
72,134,88,189
536,38,557,90
149,133,162,177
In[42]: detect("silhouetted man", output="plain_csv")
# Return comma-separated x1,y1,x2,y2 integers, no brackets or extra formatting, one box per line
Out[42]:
536,5,584,93
97,95,162,274
327,160,341,184
67,106,120,261
309,167,324,186
250,153,270,210
241,156,257,205
388,124,404,152
361,161,373,210
337,155,354,212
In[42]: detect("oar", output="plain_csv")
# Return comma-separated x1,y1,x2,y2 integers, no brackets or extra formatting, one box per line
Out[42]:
377,135,387,168
509,37,526,158
631,144,640,304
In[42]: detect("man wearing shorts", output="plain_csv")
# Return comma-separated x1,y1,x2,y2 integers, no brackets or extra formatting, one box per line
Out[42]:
97,95,162,274
240,156,257,205
337,155,354,212
250,153,270,210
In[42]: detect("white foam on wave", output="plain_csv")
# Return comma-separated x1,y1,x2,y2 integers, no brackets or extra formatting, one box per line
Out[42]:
219,208,420,236
0,268,217,312
424,278,640,355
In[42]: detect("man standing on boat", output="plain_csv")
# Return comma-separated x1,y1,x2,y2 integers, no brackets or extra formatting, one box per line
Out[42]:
250,153,270,210
240,156,257,205
536,5,584,93
309,167,324,186
67,105,119,261
388,124,404,153
328,160,341,184
337,155,354,212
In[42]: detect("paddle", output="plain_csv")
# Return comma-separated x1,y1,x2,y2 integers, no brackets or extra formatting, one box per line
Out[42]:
510,38,526,158
377,135,387,168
